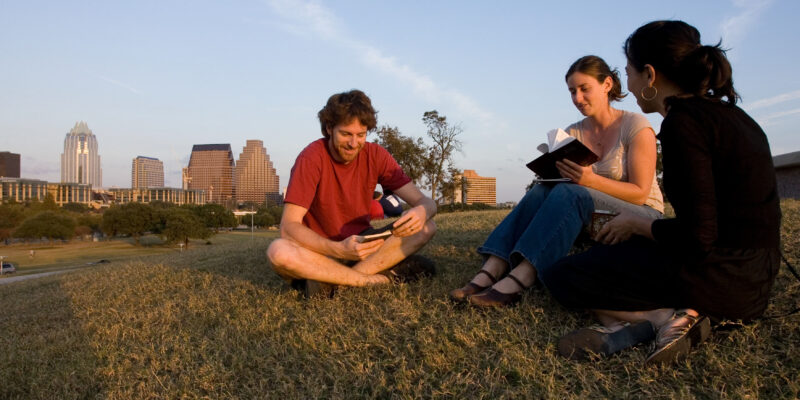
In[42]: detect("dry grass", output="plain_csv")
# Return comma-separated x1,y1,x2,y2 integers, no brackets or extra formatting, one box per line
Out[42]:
0,230,278,275
0,206,798,398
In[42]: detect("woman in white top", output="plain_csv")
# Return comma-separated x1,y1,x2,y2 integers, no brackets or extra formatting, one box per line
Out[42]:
449,55,663,307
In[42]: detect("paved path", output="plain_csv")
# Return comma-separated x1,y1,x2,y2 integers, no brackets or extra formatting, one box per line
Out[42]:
0,269,74,285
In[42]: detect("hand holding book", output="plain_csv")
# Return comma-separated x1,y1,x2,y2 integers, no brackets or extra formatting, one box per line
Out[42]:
358,219,410,242
527,128,598,179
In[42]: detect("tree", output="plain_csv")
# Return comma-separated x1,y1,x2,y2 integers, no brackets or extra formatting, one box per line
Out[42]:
196,204,237,232
101,203,156,245
253,211,275,228
62,202,88,213
76,214,103,233
14,211,76,242
0,203,25,229
439,166,465,204
422,110,463,203
160,208,211,248
374,125,428,184
27,193,59,213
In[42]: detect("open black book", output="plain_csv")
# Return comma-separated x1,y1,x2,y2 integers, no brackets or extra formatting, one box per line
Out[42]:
526,129,599,179
360,219,409,242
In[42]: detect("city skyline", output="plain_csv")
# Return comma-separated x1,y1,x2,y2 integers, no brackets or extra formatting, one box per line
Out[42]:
2,1,799,202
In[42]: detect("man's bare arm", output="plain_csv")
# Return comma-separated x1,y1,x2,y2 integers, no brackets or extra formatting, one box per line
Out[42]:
279,203,383,260
389,182,437,237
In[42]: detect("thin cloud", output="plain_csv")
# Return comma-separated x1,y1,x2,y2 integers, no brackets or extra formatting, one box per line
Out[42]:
720,0,771,47
99,76,141,95
745,89,800,111
263,0,493,123
756,108,800,127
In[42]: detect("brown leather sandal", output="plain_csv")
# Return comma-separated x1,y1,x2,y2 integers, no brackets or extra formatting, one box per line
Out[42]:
449,269,498,303
467,274,528,308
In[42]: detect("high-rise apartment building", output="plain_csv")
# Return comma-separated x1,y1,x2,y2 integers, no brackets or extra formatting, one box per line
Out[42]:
186,144,235,205
61,121,102,187
235,140,281,205
131,156,165,188
461,169,496,206
0,152,21,178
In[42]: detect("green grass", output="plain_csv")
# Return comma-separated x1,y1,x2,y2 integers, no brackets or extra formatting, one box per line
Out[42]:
1,206,799,398
0,230,280,276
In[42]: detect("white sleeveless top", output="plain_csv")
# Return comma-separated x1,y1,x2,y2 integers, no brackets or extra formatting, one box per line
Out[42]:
564,111,664,213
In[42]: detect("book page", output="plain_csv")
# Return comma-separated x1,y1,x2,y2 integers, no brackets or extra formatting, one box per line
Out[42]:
546,128,575,152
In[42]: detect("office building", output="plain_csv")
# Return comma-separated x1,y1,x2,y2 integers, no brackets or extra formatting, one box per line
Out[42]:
235,140,281,205
107,187,205,206
61,121,102,187
0,178,92,206
132,156,165,188
774,150,800,199
0,152,21,178
186,144,235,205
461,169,497,206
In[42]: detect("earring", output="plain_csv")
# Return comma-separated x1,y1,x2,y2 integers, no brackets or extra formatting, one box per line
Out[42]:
641,86,657,101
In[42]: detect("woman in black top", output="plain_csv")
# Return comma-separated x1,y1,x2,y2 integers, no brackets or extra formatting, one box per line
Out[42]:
543,20,781,364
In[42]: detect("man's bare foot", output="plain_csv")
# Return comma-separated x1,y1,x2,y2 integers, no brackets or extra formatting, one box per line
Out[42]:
363,274,391,286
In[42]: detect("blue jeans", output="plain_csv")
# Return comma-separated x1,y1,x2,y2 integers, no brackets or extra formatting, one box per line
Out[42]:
477,183,661,288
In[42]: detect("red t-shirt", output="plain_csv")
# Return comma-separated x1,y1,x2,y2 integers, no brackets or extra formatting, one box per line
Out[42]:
284,138,411,241
369,200,385,220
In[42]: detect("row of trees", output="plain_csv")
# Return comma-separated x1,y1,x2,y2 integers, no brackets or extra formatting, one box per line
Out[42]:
1,198,283,247
376,110,464,204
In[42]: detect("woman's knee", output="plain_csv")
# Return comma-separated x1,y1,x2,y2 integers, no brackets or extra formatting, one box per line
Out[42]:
549,184,593,214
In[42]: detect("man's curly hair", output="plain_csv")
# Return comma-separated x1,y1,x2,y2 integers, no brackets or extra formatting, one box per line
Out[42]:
318,89,378,137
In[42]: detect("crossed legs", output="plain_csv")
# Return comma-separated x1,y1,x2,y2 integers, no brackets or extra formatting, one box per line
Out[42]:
267,219,436,287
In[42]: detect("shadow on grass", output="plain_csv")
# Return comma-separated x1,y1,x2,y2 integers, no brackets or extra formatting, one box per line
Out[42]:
0,276,102,398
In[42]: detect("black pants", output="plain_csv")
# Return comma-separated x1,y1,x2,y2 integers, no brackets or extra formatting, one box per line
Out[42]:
541,236,780,322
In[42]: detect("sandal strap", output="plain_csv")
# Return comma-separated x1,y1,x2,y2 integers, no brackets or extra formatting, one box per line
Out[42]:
656,310,701,345
506,274,528,291
476,269,498,284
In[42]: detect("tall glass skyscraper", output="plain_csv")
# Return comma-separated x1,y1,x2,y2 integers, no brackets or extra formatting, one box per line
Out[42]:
61,121,102,187
187,144,235,205
235,140,281,205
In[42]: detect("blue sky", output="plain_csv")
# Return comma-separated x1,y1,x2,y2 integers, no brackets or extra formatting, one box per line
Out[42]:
2,0,799,202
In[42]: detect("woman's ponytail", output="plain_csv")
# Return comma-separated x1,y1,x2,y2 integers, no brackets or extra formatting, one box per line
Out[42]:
624,21,740,105
681,43,739,104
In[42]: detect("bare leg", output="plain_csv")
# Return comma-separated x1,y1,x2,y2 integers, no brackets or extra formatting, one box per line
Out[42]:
351,219,436,275
267,239,389,286
491,259,537,294
267,219,436,286
468,255,510,286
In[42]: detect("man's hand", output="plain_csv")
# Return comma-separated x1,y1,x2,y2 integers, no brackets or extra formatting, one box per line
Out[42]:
555,159,597,186
595,210,654,245
392,205,427,238
339,235,384,261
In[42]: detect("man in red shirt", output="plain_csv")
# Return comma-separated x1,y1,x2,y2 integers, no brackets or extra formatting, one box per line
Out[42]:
267,90,437,295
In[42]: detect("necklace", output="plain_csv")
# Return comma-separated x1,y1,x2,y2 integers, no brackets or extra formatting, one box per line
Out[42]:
584,109,620,152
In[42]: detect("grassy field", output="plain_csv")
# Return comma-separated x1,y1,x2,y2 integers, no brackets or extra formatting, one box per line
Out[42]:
0,206,798,398
0,230,279,275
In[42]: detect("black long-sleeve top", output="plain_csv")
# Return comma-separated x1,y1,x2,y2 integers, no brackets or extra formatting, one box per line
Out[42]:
651,97,781,259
